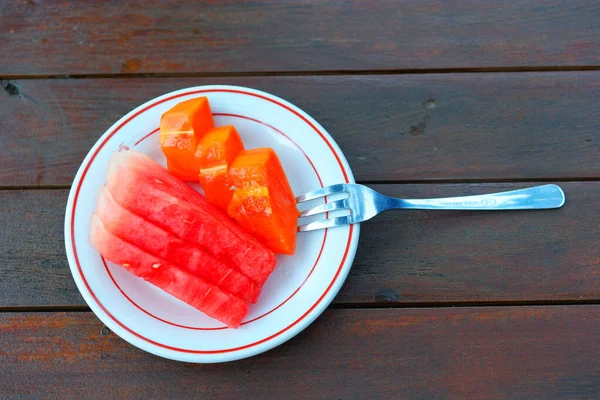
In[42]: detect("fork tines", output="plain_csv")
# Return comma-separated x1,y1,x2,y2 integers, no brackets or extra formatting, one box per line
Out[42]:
296,184,353,232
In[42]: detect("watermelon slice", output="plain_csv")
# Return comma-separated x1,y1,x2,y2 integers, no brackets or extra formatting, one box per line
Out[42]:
108,151,265,244
89,215,248,328
95,186,261,303
106,151,277,285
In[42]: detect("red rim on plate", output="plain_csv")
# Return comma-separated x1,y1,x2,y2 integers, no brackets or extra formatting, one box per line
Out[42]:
103,116,328,331
68,88,355,356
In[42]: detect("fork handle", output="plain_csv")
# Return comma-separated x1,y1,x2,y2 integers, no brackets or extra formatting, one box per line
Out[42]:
386,184,565,210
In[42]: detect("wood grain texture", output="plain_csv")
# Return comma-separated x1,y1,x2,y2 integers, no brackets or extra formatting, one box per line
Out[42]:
1,72,599,185
0,190,83,307
1,0,599,75
1,307,599,399
2,182,598,308
345,182,600,304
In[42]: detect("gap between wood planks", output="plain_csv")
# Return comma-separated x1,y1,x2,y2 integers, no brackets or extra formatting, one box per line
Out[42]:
1,66,599,81
2,177,600,191
2,300,599,313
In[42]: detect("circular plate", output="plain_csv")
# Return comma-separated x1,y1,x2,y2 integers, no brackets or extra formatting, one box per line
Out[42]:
64,85,360,363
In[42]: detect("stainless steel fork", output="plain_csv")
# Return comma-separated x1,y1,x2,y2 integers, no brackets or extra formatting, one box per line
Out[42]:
296,184,565,232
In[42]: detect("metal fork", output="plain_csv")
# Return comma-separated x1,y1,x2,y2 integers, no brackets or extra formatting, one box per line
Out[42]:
296,184,565,232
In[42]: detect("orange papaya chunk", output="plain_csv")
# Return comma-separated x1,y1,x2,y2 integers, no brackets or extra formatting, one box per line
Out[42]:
227,148,298,255
159,97,214,181
197,125,245,210
198,161,234,211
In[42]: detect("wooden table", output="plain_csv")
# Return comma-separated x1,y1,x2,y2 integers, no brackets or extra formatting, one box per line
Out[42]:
1,1,599,398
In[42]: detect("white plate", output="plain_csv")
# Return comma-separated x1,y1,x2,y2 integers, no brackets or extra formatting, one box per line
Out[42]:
64,85,360,363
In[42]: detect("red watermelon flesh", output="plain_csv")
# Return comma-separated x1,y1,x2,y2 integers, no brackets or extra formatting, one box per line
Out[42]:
89,215,248,328
96,187,261,303
109,151,252,231
108,151,275,260
106,151,277,286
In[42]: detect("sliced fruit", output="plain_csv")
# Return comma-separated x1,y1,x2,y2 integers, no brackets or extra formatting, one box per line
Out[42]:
159,97,214,181
89,215,248,328
196,125,245,210
198,161,233,210
106,150,277,286
107,151,275,254
195,125,245,165
165,159,197,182
228,148,298,255
96,186,261,303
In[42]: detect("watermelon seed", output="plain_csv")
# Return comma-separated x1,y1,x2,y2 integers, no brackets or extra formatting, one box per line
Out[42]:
122,263,130,267
184,220,193,224
152,263,161,269
154,179,163,184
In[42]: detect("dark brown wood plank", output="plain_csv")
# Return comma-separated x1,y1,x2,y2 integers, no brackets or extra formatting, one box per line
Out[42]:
0,190,81,307
345,182,600,304
2,182,598,308
2,307,599,399
1,72,599,185
1,0,599,75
